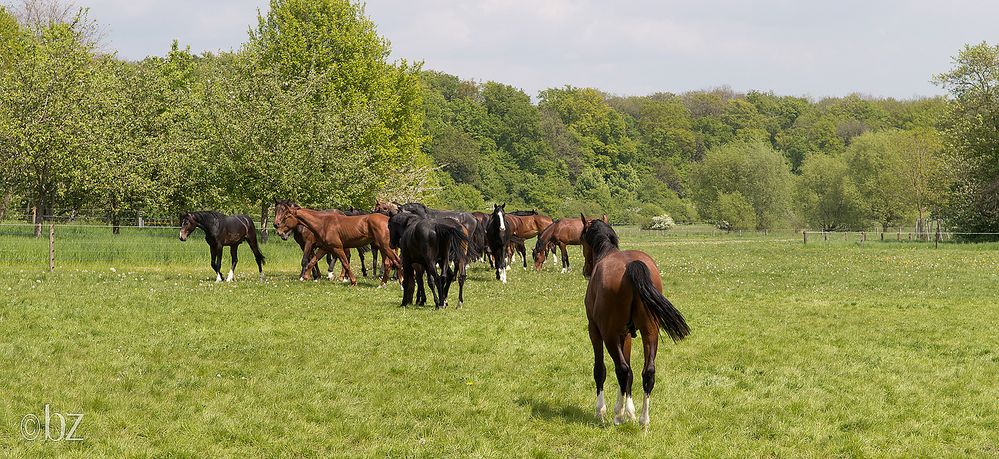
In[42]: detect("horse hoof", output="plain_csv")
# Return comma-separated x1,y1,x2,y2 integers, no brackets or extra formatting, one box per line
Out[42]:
613,415,627,425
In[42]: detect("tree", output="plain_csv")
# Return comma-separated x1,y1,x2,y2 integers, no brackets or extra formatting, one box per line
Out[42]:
688,140,793,229
934,42,999,235
795,153,865,231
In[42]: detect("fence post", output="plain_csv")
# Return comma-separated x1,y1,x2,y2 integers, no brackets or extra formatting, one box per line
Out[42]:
823,231,828,241
803,231,808,245
861,231,866,244
33,207,41,237
49,224,55,272
935,220,941,248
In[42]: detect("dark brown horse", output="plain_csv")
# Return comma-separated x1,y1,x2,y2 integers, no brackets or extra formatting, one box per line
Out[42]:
533,215,606,273
274,203,400,286
179,211,265,282
580,215,689,428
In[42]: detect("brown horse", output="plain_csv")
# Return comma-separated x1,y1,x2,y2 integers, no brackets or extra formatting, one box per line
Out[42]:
533,215,606,273
580,215,689,428
274,203,400,286
274,201,373,281
501,209,552,270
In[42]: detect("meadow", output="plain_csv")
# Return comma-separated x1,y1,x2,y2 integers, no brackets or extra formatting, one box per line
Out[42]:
0,225,997,457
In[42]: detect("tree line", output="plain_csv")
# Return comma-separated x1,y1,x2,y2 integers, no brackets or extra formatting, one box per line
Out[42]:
2,0,997,236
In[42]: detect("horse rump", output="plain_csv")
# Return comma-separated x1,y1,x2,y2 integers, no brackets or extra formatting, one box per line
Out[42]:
624,261,689,343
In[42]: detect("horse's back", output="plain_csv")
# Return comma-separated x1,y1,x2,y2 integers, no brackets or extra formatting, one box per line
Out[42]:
586,251,662,324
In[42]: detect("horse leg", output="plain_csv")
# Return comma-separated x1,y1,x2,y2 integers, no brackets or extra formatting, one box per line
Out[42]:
227,245,238,282
301,241,318,279
370,244,378,278
401,258,415,306
358,248,368,278
334,248,356,285
606,334,635,425
340,249,352,283
377,245,398,288
211,245,223,282
302,248,327,281
520,244,527,270
457,261,466,309
639,328,659,429
590,322,607,421
415,265,427,306
425,263,443,308
560,242,569,273
324,252,334,281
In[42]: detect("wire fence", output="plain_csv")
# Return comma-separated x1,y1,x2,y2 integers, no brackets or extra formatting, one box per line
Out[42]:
2,222,998,272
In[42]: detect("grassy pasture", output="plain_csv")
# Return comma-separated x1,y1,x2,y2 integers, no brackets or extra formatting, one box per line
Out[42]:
1,225,998,457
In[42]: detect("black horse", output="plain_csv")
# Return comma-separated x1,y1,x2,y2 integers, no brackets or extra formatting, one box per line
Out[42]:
399,217,469,309
390,202,483,262
486,203,512,283
180,211,265,281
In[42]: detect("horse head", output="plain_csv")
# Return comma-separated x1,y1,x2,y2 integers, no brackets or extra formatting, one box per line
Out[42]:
492,203,506,232
178,212,196,241
273,200,301,240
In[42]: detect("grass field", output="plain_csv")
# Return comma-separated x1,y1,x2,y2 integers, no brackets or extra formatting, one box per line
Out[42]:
1,225,998,457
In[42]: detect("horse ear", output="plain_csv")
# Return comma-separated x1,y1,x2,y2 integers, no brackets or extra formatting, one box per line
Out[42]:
602,214,608,223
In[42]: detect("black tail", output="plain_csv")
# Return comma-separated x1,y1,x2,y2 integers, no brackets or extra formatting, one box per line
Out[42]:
245,220,266,268
436,223,469,266
625,261,689,343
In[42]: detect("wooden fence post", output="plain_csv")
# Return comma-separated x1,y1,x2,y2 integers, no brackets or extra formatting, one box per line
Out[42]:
49,224,55,272
935,220,941,248
803,231,808,244
33,207,41,237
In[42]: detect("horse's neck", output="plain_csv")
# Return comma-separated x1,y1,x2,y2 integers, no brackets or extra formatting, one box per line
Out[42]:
196,216,218,239
295,209,330,235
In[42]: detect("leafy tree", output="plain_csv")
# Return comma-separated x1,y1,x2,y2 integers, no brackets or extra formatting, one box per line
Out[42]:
688,140,793,229
934,42,999,234
795,153,865,230
716,192,756,231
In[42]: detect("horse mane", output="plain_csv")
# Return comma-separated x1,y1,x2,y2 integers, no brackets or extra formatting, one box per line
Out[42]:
188,210,226,226
509,210,537,216
582,220,619,259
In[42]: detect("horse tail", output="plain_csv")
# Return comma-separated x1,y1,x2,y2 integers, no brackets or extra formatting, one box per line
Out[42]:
436,223,469,266
625,261,688,343
245,220,267,267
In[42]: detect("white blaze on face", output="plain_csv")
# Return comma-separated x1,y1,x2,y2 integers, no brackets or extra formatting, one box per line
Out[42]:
498,210,505,231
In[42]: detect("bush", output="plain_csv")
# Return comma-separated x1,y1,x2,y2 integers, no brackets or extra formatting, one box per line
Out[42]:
643,214,675,231
716,192,756,231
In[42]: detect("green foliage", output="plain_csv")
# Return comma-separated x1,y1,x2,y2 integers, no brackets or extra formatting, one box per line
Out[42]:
689,141,793,229
934,42,999,234
715,192,757,231
795,153,865,230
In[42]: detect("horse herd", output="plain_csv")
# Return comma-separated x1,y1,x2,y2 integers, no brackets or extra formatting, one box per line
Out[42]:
177,201,689,428
179,201,588,307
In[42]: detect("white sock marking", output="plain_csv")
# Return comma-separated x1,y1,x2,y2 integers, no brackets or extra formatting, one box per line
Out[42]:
560,267,567,274
613,393,626,425
626,395,637,420
216,273,222,282
596,391,606,419
639,394,650,427
226,270,234,282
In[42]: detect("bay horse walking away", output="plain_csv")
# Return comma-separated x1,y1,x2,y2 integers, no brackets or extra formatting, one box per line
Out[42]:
486,204,512,283
399,218,469,308
580,215,689,428
533,216,606,273
179,211,265,281
275,203,400,286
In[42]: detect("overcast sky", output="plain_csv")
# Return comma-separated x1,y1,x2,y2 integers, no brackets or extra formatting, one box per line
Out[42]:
70,0,999,100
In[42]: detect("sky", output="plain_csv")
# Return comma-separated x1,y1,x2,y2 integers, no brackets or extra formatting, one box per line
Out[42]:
69,0,999,100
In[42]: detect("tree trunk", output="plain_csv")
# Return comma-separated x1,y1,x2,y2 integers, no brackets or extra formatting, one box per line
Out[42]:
260,203,269,244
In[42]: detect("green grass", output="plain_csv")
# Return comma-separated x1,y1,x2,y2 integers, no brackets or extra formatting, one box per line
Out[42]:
1,225,998,457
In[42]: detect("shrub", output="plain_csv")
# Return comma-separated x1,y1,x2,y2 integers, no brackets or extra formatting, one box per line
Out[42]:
643,214,676,231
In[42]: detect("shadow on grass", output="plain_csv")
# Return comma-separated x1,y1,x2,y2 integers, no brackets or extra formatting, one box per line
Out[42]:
515,396,596,426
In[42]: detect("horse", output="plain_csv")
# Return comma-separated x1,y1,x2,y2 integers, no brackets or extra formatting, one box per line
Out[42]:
533,216,607,273
274,201,373,281
376,201,483,262
179,211,265,282
274,203,400,287
485,203,513,283
579,215,690,428
506,235,527,270
502,209,553,270
399,218,469,309
471,211,492,265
